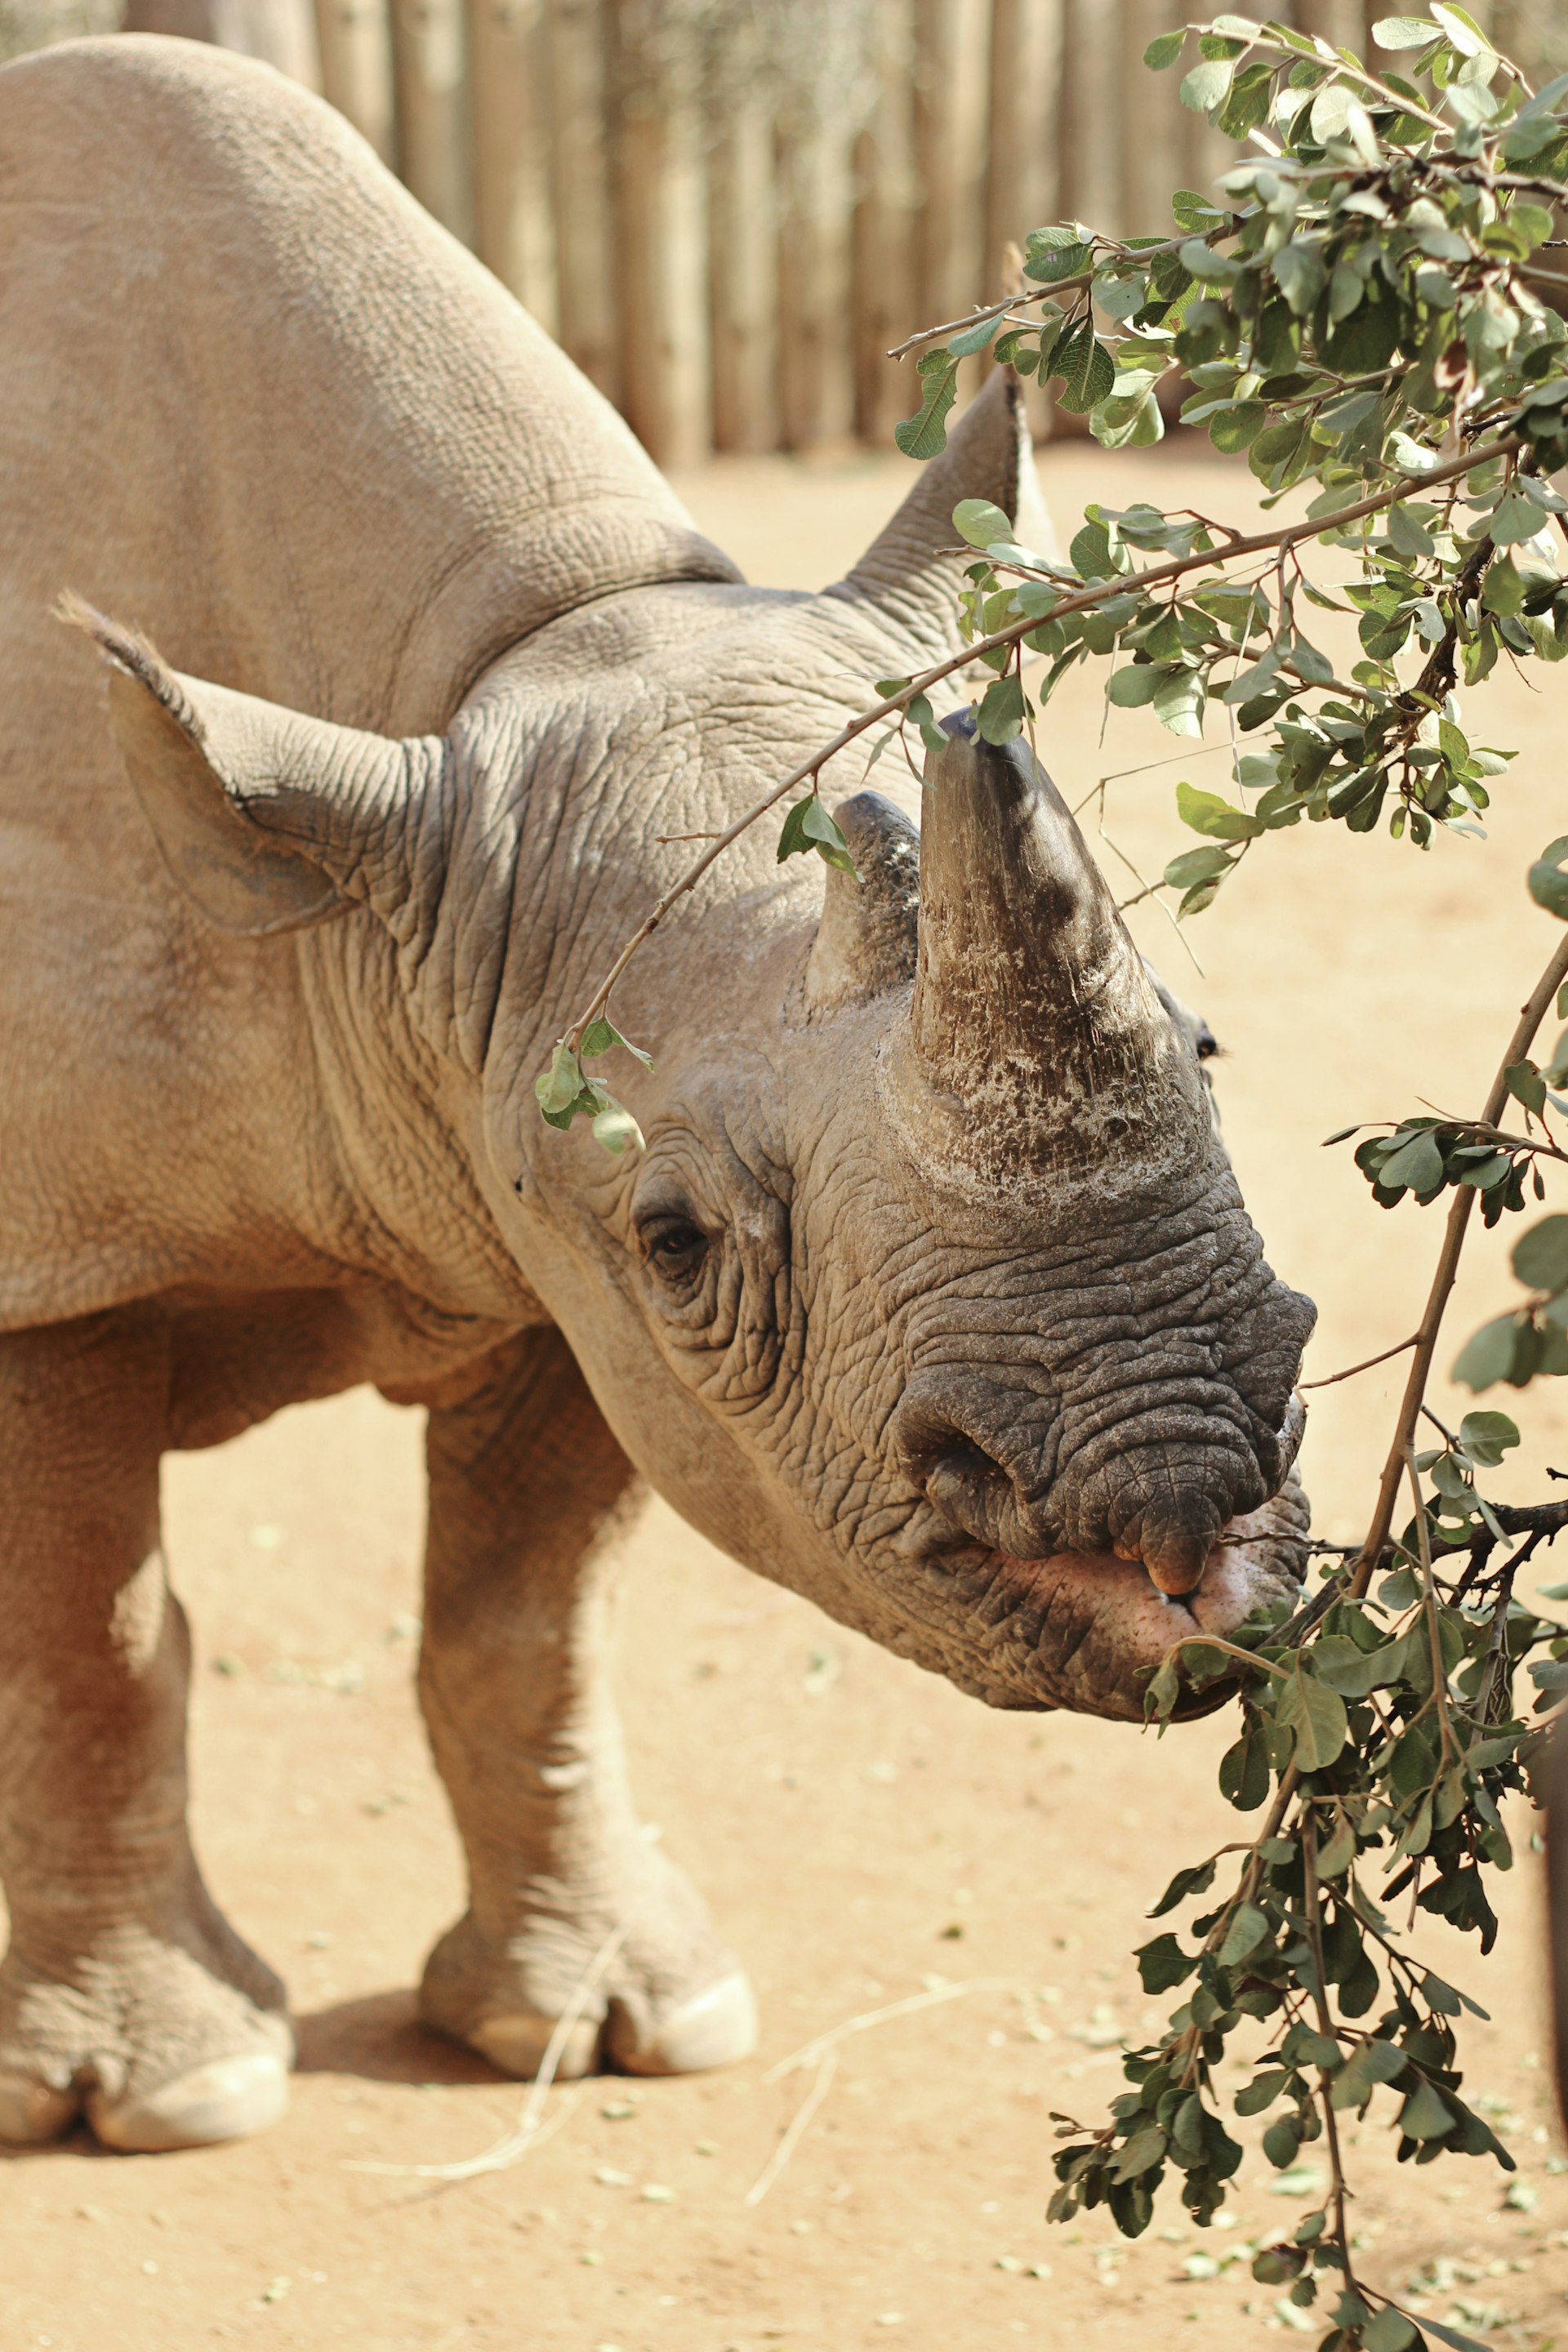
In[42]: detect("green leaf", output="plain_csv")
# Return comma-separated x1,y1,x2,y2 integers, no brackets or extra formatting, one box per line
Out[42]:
1153,668,1205,738
1218,1901,1271,1967
1111,2124,1168,2182
535,1042,586,1118
799,795,860,875
1506,1059,1548,1117
1179,57,1234,111
1278,1668,1349,1773
976,671,1027,746
1530,837,1568,920
1513,1214,1568,1293
1398,2077,1456,2140
1378,1128,1445,1192
1054,321,1116,415
1372,16,1441,46
1177,782,1263,841
1458,1409,1521,1464
1164,844,1234,891
1362,2310,1417,2352
1385,502,1436,560
1414,2318,1494,2352
1023,226,1094,285
1218,1717,1271,1811
894,359,959,459
1143,29,1185,69
1107,663,1163,708
1272,241,1327,317
1149,1858,1217,1918
953,497,1014,550
1209,401,1267,454
947,313,1000,359
590,1101,644,1156
1137,1931,1196,1993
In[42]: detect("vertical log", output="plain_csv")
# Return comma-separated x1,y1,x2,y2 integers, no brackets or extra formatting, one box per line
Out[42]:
607,1,709,466
315,0,397,163
1293,0,1362,47
546,0,618,406
126,0,321,82
852,0,917,445
1119,0,1179,239
984,0,1062,296
915,0,989,326
1059,0,1121,235
777,91,855,452
467,0,557,332
710,100,778,453
391,0,474,245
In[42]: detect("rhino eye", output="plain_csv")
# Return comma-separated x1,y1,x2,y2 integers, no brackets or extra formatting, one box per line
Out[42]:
639,1214,711,1283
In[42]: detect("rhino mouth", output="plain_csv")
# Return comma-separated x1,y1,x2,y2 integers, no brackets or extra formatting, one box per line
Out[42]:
900,1481,1310,1721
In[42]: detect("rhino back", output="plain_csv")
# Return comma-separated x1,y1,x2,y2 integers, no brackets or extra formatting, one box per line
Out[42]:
0,33,735,1336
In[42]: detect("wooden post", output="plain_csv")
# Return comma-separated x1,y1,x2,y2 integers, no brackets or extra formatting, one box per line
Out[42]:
1119,0,1179,239
1058,0,1120,235
710,100,779,453
985,0,1062,287
776,99,855,452
391,0,474,245
1294,0,1363,47
314,0,397,164
606,0,709,466
546,0,618,407
467,0,557,332
851,0,918,444
126,0,321,82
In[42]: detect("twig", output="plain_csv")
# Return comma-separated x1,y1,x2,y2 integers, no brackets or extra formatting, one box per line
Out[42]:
1299,1334,1419,1390
1349,927,1568,1597
1301,1814,1360,2289
742,2051,839,2207
345,1927,626,2180
550,434,1522,1060
764,1977,1024,2081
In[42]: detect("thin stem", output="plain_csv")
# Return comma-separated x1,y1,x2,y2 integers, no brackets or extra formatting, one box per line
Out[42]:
1405,1448,1458,1769
551,434,1522,1057
1349,926,1568,1597
1299,1334,1419,1391
1300,1815,1361,2292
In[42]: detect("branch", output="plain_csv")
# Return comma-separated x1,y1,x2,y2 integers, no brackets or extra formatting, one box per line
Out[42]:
550,434,1522,1059
1350,926,1568,1597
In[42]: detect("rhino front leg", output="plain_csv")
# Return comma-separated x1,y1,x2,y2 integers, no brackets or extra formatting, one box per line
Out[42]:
416,1329,756,2079
0,1312,291,2151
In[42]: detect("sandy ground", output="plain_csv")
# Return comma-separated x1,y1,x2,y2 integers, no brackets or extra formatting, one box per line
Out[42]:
7,438,1568,2352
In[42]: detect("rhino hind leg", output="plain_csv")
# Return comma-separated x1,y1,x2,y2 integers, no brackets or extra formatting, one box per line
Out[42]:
416,1330,757,2082
0,1310,292,2152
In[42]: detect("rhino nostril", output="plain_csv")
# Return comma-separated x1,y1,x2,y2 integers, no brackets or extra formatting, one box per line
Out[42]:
920,1434,1013,1530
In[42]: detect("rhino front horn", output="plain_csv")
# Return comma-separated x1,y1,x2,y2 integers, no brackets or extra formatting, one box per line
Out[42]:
897,713,1200,1180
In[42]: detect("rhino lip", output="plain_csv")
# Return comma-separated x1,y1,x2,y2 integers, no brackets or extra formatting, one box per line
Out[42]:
896,1506,1295,1714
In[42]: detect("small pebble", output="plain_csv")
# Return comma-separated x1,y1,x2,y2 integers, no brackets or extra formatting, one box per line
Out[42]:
694,2138,719,2156
641,2184,675,2203
601,2100,637,2121
996,2254,1022,2273
595,2167,633,2188
581,2252,602,2267
876,2316,904,2329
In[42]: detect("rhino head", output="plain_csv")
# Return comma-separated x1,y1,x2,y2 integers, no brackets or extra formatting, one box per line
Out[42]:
78,374,1315,1723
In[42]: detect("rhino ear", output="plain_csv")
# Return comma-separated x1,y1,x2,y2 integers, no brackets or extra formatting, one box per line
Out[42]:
826,372,1057,657
64,598,439,939
802,791,920,1013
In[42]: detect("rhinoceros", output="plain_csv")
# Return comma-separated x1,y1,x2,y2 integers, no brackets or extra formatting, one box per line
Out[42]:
0,33,1316,2153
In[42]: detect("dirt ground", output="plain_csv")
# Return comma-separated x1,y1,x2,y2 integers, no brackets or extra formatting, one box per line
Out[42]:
7,439,1568,2352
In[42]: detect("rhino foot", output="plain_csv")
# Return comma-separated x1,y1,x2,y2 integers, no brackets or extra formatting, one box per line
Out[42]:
0,1925,292,2152
420,1882,758,2082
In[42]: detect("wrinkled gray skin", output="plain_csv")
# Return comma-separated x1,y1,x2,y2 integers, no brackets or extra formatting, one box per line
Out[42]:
0,37,1315,2152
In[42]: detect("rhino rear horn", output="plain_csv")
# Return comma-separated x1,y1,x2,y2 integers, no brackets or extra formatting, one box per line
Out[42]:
802,791,920,1012
63,595,439,938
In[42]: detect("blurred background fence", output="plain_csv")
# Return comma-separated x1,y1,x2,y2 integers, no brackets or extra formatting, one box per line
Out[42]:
2,0,1566,463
